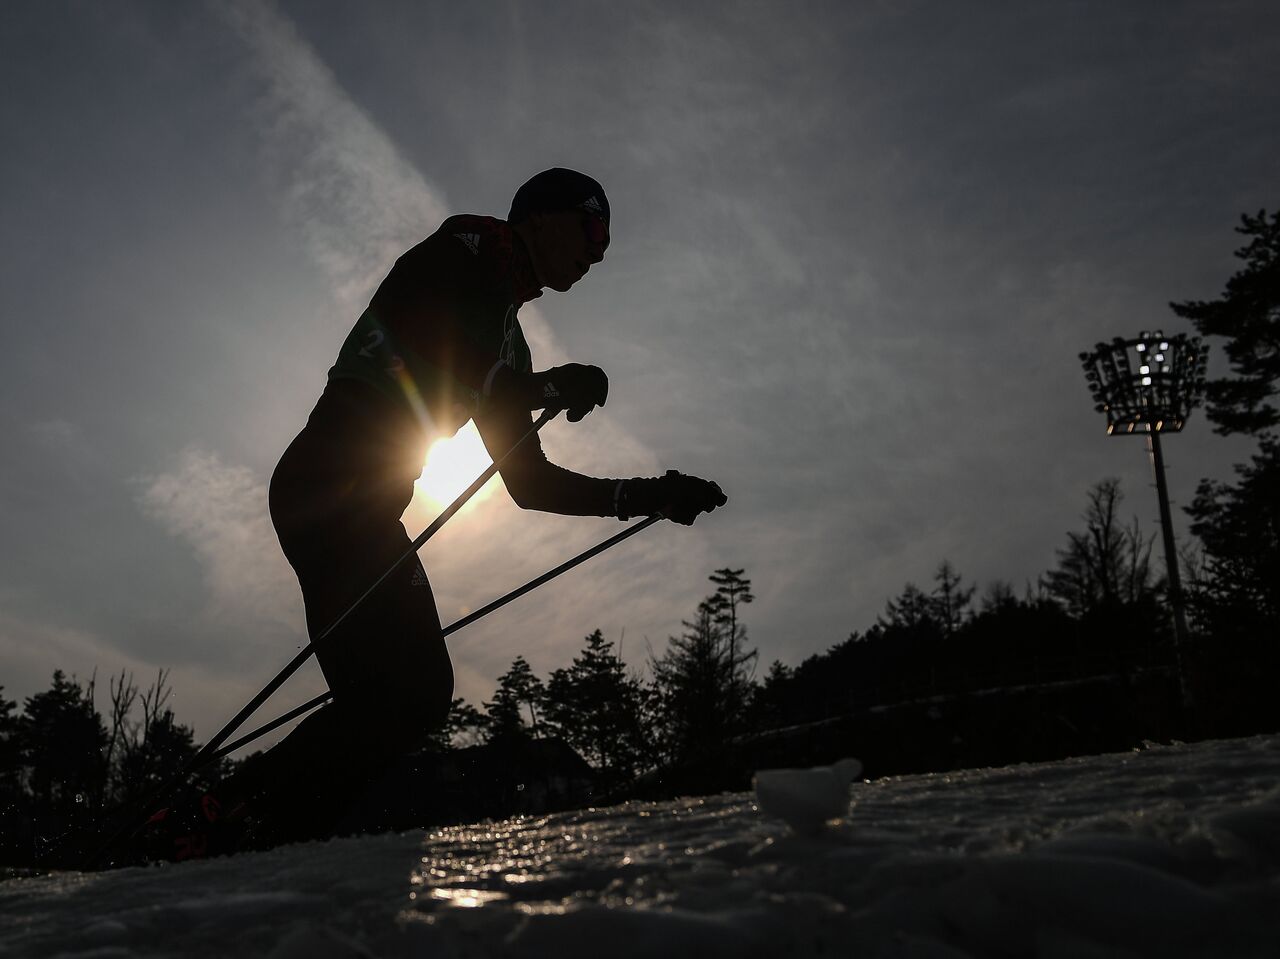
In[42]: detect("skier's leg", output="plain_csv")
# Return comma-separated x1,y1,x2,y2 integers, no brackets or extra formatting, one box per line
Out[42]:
242,381,450,840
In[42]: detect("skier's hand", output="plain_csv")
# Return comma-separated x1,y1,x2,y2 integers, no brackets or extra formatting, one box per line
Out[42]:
536,363,609,422
484,362,608,422
618,471,727,525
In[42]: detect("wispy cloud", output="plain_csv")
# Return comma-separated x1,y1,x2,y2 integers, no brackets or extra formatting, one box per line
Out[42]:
214,0,449,308
137,448,301,644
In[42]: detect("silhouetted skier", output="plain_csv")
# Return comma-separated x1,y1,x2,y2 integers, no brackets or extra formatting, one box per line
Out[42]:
147,169,726,857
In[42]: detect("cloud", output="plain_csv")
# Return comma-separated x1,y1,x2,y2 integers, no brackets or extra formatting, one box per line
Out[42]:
137,448,301,644
0,613,135,704
213,0,449,308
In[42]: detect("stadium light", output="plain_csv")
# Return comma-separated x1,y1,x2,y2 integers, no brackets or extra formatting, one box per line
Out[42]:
1078,330,1210,710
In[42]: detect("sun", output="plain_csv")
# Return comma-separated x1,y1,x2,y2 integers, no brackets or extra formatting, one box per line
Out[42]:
414,421,502,510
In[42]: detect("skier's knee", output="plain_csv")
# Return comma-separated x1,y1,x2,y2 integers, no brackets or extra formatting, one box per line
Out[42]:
375,673,453,751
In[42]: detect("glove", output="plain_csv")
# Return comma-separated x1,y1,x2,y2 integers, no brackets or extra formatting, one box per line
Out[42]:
533,363,608,421
617,470,728,525
487,363,608,421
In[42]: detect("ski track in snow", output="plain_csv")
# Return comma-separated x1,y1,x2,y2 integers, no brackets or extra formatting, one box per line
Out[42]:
4,734,1280,957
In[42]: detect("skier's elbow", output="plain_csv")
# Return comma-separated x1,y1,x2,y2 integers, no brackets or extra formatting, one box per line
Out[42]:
500,467,541,511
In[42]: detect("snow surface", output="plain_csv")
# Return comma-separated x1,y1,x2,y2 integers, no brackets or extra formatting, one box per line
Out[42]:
4,734,1280,958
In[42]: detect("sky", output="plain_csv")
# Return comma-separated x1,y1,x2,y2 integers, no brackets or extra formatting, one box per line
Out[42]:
1,0,1277,746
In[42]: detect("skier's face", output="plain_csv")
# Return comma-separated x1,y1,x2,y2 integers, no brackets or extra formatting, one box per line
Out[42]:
528,209,609,292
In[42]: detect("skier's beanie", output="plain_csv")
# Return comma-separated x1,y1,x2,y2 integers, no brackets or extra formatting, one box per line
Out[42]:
508,168,610,226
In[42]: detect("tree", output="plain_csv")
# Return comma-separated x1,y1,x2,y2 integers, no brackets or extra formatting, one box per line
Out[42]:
1171,209,1280,655
1170,209,1279,437
104,670,204,804
542,630,652,786
483,656,545,743
649,570,759,764
747,660,794,731
931,561,975,636
1185,438,1280,634
427,697,486,750
19,672,108,817
116,710,198,804
1043,479,1159,617
707,568,758,720
980,580,1018,615
0,687,21,798
879,583,936,631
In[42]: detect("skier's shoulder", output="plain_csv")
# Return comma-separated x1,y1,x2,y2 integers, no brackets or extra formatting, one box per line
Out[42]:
434,214,513,265
375,214,515,311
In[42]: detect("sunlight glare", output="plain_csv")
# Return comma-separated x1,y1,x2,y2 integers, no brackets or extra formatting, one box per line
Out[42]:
414,422,502,510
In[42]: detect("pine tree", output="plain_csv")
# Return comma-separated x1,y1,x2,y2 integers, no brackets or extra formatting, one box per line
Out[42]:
650,570,759,764
1170,209,1279,437
708,568,758,723
747,660,793,731
930,561,975,636
483,656,545,743
1171,210,1280,646
19,672,108,816
542,630,651,786
0,687,21,799
428,697,486,750
879,583,936,630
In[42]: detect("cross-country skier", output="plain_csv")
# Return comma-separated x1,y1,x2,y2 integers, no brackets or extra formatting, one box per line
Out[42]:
146,168,726,858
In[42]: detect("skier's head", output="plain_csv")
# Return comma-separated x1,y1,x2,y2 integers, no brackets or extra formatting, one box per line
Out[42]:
508,168,610,293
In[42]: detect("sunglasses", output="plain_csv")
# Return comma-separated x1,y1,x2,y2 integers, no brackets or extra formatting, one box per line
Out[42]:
583,213,610,249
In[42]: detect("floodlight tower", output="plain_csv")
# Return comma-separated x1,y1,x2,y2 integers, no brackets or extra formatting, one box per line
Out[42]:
1079,330,1210,704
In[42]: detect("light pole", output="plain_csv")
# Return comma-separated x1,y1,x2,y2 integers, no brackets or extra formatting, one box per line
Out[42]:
1078,330,1209,709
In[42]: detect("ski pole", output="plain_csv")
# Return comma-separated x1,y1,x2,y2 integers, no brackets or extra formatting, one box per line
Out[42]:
90,409,556,866
212,513,664,759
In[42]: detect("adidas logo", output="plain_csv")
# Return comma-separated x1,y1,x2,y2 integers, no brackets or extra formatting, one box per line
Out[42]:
454,232,480,254
543,381,560,398
581,196,603,215
410,566,429,587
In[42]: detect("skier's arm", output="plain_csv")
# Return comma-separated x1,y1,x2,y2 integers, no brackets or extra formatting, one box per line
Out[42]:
474,401,728,522
473,401,621,516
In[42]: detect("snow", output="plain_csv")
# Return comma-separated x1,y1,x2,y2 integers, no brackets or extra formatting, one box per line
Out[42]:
4,734,1280,957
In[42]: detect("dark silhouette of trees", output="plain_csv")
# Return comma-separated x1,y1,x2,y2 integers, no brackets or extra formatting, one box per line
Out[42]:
427,697,486,749
483,656,545,743
19,672,108,819
649,570,759,764
1185,443,1280,636
880,583,935,632
708,567,758,723
747,480,1180,743
0,688,20,791
105,669,202,806
1169,209,1280,728
1043,479,1159,617
746,660,794,732
0,669,212,865
1170,209,1279,438
932,561,975,637
0,688,23,859
542,630,652,788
